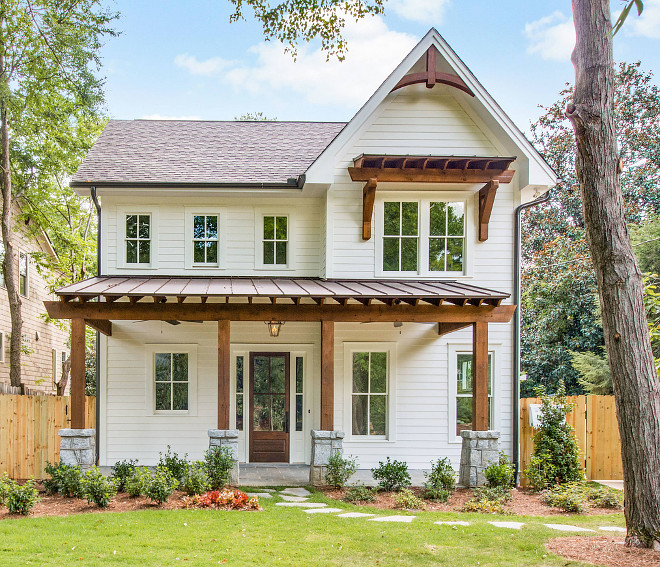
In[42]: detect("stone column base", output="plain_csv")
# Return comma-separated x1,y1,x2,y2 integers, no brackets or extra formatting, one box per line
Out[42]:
309,430,344,485
208,429,239,485
58,429,96,471
459,430,500,487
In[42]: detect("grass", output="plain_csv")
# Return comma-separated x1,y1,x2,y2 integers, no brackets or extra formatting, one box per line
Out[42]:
0,488,625,566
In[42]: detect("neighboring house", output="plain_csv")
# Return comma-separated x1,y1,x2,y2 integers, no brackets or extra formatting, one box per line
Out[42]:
46,29,555,475
0,201,70,394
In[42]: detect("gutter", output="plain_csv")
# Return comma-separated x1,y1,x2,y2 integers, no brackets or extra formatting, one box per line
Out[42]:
71,176,306,191
513,189,551,482
90,186,101,465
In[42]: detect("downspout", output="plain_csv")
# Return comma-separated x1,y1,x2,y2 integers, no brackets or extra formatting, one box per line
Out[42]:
513,189,551,481
90,186,101,465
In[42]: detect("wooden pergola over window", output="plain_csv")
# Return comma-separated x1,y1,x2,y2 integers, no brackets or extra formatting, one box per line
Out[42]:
349,154,516,241
46,276,515,435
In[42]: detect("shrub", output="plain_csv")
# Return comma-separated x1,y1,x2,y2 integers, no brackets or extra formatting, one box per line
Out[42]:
394,488,426,510
111,459,138,491
484,452,515,489
523,384,584,490
146,466,178,505
158,446,189,483
541,483,589,513
588,486,623,509
371,458,411,492
325,454,358,489
125,467,152,498
462,485,512,514
343,483,376,503
182,488,260,510
461,498,507,514
0,473,10,507
182,461,211,496
81,466,117,508
43,461,83,497
5,479,39,515
204,446,236,490
423,458,455,501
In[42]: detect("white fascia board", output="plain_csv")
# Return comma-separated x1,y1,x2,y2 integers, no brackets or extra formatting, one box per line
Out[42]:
305,28,557,190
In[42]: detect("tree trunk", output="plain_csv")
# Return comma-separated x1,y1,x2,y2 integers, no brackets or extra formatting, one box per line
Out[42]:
567,0,660,549
56,355,71,396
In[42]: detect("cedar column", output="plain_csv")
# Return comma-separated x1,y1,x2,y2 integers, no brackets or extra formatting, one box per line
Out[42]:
70,318,86,429
472,321,489,431
217,320,230,429
320,321,334,430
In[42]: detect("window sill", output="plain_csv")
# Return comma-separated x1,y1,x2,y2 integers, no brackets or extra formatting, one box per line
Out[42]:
152,411,193,417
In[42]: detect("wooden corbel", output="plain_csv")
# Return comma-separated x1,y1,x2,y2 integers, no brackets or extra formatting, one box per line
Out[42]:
362,177,377,240
478,180,499,242
437,322,472,336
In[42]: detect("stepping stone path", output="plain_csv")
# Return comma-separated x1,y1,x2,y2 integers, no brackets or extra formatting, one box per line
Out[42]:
543,524,595,533
489,521,525,530
370,516,415,523
247,492,272,498
435,521,470,526
599,526,626,533
279,495,309,502
276,502,327,508
336,512,375,518
280,488,311,497
304,508,344,514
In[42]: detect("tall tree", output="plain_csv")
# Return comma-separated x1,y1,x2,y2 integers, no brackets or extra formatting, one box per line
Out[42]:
0,1,117,389
566,0,660,548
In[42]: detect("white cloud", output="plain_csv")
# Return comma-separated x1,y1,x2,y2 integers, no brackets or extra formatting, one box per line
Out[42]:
174,54,234,76
141,114,202,120
389,0,451,25
524,11,575,61
223,17,418,107
625,0,660,39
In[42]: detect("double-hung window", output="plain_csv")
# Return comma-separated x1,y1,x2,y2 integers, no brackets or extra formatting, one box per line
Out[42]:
125,214,151,264
193,214,218,265
154,352,189,411
454,351,493,437
19,252,28,297
351,351,388,436
429,202,465,272
383,202,419,272
263,215,288,265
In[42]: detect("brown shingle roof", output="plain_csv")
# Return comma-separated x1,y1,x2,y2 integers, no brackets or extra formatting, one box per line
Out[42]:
71,120,346,187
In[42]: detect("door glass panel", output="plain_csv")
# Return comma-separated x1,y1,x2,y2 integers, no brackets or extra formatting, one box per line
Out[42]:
236,356,244,393
253,394,270,430
270,356,286,393
253,356,269,393
296,394,303,431
295,357,303,393
271,395,286,431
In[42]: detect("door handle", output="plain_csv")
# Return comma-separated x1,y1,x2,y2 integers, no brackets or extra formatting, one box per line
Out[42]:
285,411,289,433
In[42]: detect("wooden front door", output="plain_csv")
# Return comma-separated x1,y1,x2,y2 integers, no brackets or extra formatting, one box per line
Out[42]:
249,352,290,462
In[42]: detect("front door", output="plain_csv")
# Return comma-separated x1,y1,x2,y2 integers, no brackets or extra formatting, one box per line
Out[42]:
249,352,290,462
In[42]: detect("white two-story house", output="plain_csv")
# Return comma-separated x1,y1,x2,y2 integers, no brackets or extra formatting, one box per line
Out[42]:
47,29,555,479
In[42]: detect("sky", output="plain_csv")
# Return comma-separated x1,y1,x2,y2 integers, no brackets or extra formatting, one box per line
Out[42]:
99,0,660,134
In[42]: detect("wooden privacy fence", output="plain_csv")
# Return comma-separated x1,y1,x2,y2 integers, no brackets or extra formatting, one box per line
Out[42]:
0,394,96,479
520,395,623,481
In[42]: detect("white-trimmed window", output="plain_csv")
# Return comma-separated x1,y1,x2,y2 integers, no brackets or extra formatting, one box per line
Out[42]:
263,215,288,265
448,345,496,442
193,214,219,264
19,251,28,297
125,214,151,264
146,345,197,415
377,197,468,276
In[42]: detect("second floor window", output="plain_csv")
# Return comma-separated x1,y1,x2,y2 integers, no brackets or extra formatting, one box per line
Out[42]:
193,215,218,264
126,214,151,264
263,215,287,265
19,252,28,296
429,202,465,272
383,202,418,272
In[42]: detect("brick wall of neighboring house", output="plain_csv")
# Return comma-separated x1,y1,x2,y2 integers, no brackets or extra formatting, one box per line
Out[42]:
0,204,71,394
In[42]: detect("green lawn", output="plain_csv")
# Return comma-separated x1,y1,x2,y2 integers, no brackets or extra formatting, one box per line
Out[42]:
0,490,624,566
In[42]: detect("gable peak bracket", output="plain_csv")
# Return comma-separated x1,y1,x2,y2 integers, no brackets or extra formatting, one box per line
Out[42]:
362,178,378,240
478,180,499,242
390,46,475,97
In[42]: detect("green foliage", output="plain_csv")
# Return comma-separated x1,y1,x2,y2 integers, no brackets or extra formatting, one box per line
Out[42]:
484,453,515,489
204,446,236,490
125,467,152,498
462,486,512,514
182,462,211,496
43,461,83,497
325,454,358,489
158,446,189,483
371,457,411,492
0,473,10,506
423,458,455,501
80,466,117,508
541,482,595,513
524,385,584,490
393,488,426,510
111,459,138,491
642,274,660,374
5,479,39,515
571,350,613,395
146,466,178,505
343,483,375,503
588,486,624,509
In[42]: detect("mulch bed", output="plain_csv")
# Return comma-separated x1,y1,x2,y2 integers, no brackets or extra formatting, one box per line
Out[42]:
546,536,660,567
321,486,621,516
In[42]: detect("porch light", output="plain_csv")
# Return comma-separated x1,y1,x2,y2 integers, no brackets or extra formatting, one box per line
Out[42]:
266,321,284,337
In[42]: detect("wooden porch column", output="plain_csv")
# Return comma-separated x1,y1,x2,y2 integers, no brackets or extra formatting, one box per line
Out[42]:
217,320,230,429
472,321,489,431
321,321,334,430
70,318,86,429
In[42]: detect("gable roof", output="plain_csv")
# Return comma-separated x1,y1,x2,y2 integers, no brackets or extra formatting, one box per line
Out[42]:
71,120,345,188
305,28,557,190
